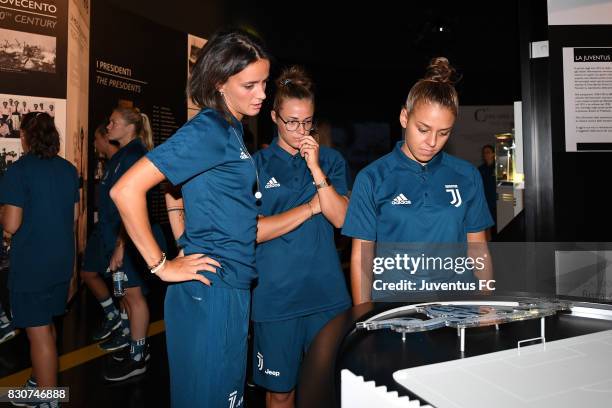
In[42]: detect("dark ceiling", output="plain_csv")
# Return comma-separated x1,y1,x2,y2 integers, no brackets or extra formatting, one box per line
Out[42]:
107,0,523,122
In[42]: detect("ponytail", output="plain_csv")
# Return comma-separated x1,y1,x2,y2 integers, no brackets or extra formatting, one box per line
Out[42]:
113,107,154,151
139,113,154,151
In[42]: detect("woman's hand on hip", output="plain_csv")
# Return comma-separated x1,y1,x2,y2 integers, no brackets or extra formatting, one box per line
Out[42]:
154,253,220,285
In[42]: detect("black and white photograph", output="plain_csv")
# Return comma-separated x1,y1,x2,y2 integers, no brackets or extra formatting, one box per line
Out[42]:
187,34,206,117
0,28,57,74
187,34,206,76
0,138,23,176
0,93,66,154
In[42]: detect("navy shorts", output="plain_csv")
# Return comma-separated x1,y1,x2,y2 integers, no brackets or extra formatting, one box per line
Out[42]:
82,228,111,276
82,224,166,291
164,272,250,408
121,224,166,290
252,305,348,392
10,281,70,328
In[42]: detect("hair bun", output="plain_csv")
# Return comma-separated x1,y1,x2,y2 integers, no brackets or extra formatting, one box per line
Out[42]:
272,65,316,112
424,57,456,84
276,65,313,91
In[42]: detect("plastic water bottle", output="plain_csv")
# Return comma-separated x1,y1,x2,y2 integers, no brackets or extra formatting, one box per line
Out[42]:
112,270,127,297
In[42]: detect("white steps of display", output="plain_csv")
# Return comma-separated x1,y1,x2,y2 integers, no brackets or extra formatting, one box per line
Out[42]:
341,369,432,408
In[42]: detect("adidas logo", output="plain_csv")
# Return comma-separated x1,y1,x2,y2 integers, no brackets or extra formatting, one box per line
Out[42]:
265,177,281,189
391,193,411,205
239,149,249,160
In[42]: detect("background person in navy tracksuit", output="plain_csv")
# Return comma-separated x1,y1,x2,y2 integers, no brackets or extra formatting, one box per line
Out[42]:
478,144,497,238
100,107,166,381
0,112,79,401
252,66,351,408
81,108,164,383
342,58,494,304
110,29,270,408
80,123,122,345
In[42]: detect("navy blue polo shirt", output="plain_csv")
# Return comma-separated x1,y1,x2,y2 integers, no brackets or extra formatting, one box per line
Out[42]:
342,141,493,243
0,154,79,292
147,108,258,289
251,139,351,322
98,138,148,251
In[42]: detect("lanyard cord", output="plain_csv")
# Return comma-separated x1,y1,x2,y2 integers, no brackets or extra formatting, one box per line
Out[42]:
231,126,262,199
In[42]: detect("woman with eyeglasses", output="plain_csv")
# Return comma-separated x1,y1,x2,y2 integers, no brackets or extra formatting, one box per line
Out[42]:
252,66,351,408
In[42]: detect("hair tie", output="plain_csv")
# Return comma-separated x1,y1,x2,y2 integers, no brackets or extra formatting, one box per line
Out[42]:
281,79,292,86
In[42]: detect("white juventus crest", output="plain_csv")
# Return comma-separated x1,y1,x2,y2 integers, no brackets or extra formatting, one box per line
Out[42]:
445,184,462,207
228,390,237,408
257,352,264,371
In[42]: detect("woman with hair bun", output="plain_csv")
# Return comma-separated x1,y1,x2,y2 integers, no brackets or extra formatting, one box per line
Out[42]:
343,57,494,304
252,65,351,408
0,112,79,406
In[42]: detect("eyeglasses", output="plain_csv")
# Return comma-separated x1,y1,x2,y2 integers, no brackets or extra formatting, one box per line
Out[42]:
275,112,314,132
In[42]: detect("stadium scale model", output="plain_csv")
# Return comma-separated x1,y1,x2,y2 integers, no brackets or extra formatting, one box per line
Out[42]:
356,299,572,351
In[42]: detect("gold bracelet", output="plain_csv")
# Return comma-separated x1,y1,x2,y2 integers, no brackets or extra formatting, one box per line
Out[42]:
167,207,184,212
307,202,314,219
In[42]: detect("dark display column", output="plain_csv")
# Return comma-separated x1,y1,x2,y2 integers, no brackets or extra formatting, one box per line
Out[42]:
89,0,188,229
